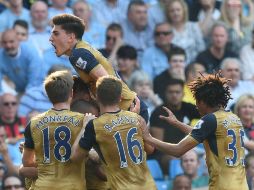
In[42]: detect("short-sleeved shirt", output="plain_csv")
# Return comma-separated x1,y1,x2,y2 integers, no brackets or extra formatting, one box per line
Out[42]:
79,110,156,190
24,109,86,190
189,110,248,190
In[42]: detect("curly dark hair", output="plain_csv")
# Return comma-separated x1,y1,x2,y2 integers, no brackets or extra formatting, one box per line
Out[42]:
189,72,231,108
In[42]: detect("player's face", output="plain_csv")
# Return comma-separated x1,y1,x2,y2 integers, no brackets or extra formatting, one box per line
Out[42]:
196,100,206,116
49,25,73,56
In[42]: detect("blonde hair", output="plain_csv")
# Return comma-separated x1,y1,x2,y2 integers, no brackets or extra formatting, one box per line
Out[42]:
234,94,254,117
220,0,252,27
166,0,188,24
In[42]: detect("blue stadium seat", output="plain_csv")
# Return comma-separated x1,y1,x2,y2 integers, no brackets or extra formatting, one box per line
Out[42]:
147,159,164,180
169,159,183,179
155,180,169,190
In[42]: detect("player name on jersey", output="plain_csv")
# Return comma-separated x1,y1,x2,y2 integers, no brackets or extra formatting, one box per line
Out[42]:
35,115,81,129
104,115,139,132
222,115,243,129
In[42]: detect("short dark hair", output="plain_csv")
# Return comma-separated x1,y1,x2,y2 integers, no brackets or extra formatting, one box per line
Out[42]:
47,64,71,75
96,76,122,106
189,72,231,108
117,45,137,60
72,75,90,97
107,23,123,36
127,0,146,13
71,99,99,116
44,70,73,104
166,78,185,89
13,19,28,30
52,14,85,40
167,47,186,61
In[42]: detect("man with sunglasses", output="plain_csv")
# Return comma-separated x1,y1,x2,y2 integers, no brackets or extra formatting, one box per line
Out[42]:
0,93,26,144
141,22,183,80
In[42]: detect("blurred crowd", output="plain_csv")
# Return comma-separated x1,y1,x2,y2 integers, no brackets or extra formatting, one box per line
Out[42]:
0,0,254,190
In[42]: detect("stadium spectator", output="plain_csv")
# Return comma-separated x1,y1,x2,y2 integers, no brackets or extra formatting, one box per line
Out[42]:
121,0,154,59
141,22,182,79
239,29,254,80
116,45,138,84
150,79,200,174
92,0,129,27
2,174,25,190
196,22,238,74
18,64,71,118
0,127,21,175
0,0,30,33
220,58,254,110
180,150,209,188
13,20,29,42
98,23,123,60
128,70,162,117
0,93,26,144
172,174,192,190
48,0,72,19
29,1,51,57
166,0,205,64
154,48,186,101
198,0,221,40
234,94,254,141
72,1,106,49
183,63,206,105
148,0,169,27
220,0,253,54
0,29,44,93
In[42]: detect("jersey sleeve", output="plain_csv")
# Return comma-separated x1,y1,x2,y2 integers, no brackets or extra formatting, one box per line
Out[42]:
24,122,34,149
69,48,99,73
79,120,96,151
190,113,217,143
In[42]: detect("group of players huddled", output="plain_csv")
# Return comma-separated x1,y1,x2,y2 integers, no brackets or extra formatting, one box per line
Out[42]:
21,14,248,190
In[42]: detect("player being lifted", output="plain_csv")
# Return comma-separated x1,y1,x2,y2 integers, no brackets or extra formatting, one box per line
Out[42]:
22,70,94,190
71,76,156,190
49,14,149,122
142,73,248,190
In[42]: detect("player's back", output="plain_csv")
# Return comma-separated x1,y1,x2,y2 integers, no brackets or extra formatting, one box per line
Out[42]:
30,109,86,190
204,110,248,190
92,110,156,190
70,41,136,110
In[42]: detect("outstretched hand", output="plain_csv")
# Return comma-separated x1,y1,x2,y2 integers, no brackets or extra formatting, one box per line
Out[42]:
159,106,178,125
130,96,140,114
